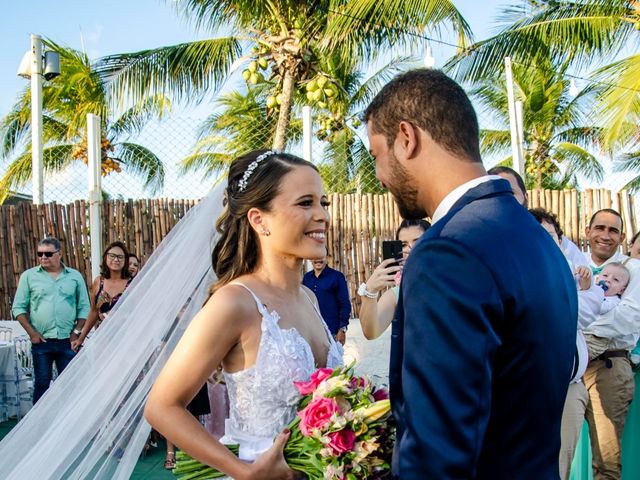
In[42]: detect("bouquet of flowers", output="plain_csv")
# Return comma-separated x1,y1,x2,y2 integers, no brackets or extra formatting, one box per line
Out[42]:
173,363,395,479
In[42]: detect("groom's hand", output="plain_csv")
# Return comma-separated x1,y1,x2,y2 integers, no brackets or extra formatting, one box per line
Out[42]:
246,429,300,479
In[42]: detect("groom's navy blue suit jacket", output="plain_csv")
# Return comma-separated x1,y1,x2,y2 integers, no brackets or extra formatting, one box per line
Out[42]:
390,178,577,479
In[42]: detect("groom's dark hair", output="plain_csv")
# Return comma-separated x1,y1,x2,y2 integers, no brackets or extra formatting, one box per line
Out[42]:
364,69,482,164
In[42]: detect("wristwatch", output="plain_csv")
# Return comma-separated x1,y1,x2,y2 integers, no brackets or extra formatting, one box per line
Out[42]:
357,282,378,299
72,329,82,336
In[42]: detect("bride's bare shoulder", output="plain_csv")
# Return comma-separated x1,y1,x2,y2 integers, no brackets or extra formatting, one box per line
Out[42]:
199,282,258,325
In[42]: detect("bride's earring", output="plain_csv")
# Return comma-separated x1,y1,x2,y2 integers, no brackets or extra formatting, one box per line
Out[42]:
261,227,271,236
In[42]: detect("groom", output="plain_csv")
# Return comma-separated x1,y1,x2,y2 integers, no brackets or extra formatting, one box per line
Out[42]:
365,69,577,478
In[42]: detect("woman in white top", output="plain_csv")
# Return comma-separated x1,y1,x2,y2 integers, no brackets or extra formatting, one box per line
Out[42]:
145,150,343,480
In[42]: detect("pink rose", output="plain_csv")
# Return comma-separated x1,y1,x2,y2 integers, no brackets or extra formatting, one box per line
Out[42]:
298,397,340,436
372,388,389,401
327,429,356,455
293,367,334,395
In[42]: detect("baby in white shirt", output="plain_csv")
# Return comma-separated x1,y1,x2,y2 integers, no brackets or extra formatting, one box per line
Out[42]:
596,262,630,314
585,262,631,359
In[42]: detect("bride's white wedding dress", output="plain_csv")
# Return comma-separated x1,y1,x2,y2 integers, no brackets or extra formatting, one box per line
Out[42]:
222,283,343,461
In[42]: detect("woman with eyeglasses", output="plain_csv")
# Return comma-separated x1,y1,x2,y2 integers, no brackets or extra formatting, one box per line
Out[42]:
71,241,131,351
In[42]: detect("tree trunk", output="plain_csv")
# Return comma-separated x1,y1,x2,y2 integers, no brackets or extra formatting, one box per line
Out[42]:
273,69,295,151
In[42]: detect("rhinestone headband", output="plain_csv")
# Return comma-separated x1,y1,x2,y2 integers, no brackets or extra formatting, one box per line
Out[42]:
237,150,276,192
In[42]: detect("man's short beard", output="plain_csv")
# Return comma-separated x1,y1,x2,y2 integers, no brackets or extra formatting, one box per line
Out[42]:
387,150,426,220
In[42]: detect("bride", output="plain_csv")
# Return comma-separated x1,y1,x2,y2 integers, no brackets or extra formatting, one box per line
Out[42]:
0,150,341,479
145,150,343,479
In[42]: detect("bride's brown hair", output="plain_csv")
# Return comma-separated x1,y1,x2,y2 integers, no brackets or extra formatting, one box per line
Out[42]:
210,150,318,293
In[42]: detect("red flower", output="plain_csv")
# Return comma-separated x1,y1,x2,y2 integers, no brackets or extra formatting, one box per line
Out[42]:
293,367,334,395
298,397,340,436
372,388,389,401
327,429,356,455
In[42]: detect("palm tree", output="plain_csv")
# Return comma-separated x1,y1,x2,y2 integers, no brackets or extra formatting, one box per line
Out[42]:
445,0,640,187
0,40,169,203
179,84,302,180
96,0,471,151
473,59,605,189
181,55,414,193
313,55,416,193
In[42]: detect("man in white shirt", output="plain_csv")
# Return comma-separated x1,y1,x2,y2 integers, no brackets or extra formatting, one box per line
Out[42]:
582,208,640,479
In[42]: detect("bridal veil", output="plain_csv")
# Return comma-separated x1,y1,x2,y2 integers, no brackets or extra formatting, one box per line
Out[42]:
0,184,224,479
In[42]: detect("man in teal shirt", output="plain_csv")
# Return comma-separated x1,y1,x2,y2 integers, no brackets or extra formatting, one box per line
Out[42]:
12,237,90,403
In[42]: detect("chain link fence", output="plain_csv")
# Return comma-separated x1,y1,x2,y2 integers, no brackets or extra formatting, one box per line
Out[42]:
1,114,383,203
1,105,631,204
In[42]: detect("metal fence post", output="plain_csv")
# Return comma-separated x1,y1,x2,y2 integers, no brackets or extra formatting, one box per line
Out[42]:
30,35,44,205
87,114,102,280
302,106,313,163
505,57,524,178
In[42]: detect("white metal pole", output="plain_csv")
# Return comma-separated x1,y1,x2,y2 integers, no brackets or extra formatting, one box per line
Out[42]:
302,106,312,163
87,114,102,280
515,100,525,176
504,57,524,177
30,34,44,205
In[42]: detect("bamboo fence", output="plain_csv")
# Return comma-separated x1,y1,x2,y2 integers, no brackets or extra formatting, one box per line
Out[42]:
0,189,637,319
0,199,198,320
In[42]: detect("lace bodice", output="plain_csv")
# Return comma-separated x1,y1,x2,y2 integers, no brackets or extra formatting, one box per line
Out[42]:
220,284,343,460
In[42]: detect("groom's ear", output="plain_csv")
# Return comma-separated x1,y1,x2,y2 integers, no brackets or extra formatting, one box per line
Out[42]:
395,121,420,163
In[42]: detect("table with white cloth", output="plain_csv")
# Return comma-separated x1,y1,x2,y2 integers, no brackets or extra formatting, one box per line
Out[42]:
0,341,32,422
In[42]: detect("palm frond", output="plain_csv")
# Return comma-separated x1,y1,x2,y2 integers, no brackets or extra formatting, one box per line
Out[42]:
614,149,640,175
172,0,281,34
114,142,165,192
480,129,512,158
588,54,640,148
553,142,604,182
553,126,606,152
446,0,634,83
179,152,232,178
96,38,242,107
323,0,472,57
616,150,640,192
0,144,75,196
350,56,417,110
320,128,357,193
1,103,31,158
352,137,383,194
110,94,172,139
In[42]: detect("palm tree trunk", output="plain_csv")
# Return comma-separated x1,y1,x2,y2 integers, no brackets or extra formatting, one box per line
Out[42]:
273,69,294,151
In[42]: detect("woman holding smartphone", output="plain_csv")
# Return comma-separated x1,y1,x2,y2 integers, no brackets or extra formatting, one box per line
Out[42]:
358,219,430,339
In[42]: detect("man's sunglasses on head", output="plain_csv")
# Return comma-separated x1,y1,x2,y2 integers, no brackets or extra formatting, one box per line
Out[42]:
37,251,59,258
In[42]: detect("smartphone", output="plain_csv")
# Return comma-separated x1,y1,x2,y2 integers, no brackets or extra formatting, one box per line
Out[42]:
382,240,403,265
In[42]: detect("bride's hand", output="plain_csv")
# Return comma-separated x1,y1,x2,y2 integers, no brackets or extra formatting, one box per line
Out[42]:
365,258,402,294
245,429,301,479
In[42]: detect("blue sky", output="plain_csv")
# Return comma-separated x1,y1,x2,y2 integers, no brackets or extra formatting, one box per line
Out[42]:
1,0,508,118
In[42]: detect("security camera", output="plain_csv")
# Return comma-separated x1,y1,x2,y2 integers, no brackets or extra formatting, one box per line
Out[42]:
44,51,60,80
17,51,31,78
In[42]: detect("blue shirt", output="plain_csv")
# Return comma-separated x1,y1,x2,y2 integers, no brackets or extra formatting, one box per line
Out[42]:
12,265,91,339
302,266,351,335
